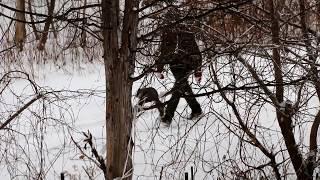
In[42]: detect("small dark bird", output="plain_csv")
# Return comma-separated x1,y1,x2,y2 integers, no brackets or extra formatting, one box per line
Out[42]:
136,87,164,117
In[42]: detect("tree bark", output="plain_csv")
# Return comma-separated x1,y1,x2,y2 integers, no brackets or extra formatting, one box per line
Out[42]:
270,0,311,179
15,0,26,51
298,0,320,177
37,0,56,50
27,0,39,40
80,0,87,48
101,0,138,179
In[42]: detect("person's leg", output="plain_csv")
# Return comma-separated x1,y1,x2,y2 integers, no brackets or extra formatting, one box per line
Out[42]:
162,87,180,124
183,83,202,118
171,66,202,119
161,66,185,124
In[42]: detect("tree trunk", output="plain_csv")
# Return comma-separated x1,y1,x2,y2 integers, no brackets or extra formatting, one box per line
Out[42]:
101,0,138,179
37,0,56,50
317,0,320,31
270,0,312,179
15,0,26,51
80,0,87,48
27,0,39,40
299,0,320,177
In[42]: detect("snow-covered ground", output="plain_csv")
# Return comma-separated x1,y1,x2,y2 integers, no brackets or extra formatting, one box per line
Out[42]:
1,59,315,179
0,62,228,179
0,63,106,179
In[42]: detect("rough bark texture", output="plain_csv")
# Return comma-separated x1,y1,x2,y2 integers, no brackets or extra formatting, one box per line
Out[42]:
318,0,320,31
101,0,138,179
15,0,26,51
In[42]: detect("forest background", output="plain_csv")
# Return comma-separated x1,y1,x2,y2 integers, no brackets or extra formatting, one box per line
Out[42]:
1,0,320,179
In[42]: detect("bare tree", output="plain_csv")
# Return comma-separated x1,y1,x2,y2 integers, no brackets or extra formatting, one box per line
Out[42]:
101,0,139,179
3,0,320,179
37,0,56,50
15,0,26,51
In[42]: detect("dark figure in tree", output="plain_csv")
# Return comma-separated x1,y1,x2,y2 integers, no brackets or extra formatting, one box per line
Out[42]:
136,87,164,117
154,8,203,124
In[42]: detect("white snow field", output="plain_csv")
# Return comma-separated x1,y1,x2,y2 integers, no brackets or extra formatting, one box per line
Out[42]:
0,61,230,179
0,1,299,178
1,57,317,180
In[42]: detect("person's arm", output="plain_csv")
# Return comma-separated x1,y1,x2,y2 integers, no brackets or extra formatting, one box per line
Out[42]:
183,32,203,83
154,29,177,73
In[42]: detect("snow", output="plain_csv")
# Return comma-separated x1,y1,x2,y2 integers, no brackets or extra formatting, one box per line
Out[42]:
278,101,286,107
0,62,226,179
279,100,293,112
155,72,164,79
0,59,316,180
0,63,106,179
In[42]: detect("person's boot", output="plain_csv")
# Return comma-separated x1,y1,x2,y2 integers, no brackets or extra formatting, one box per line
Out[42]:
161,111,174,125
188,110,203,120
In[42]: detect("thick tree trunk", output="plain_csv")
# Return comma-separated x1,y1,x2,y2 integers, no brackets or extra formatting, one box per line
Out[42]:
101,0,138,179
15,0,26,51
317,0,320,31
105,61,133,179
